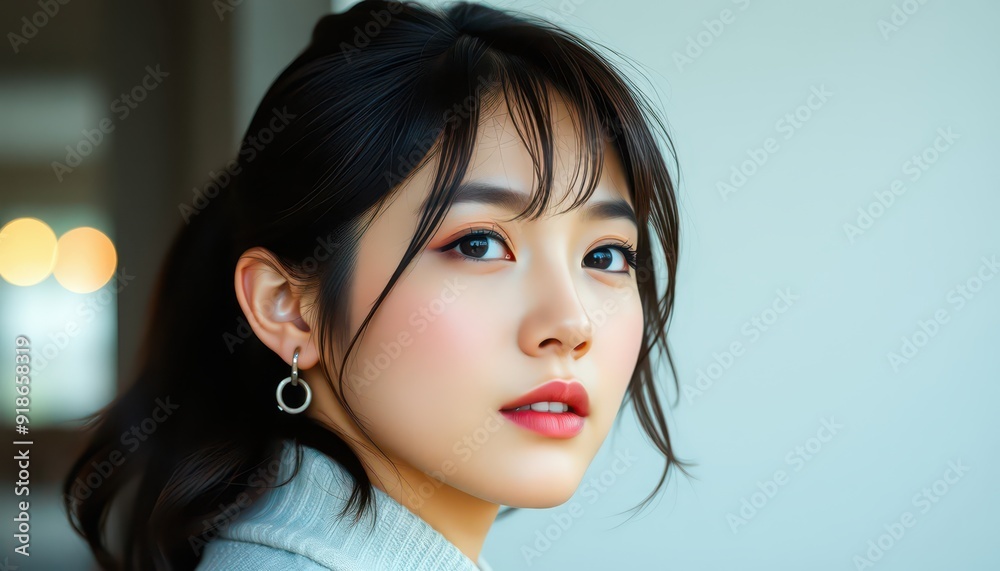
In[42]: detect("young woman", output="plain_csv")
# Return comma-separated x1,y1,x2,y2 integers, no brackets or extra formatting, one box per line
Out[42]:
63,1,689,569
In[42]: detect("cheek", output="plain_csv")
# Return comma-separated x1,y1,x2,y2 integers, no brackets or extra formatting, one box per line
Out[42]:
392,278,496,403
594,287,645,409
343,276,502,460
405,292,488,383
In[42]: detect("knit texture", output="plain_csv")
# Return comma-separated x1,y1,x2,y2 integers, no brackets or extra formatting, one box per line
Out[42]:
196,440,493,571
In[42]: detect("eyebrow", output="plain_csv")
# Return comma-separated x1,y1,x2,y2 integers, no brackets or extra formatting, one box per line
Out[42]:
416,181,638,228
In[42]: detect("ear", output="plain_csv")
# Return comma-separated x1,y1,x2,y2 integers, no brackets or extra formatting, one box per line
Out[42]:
233,247,320,371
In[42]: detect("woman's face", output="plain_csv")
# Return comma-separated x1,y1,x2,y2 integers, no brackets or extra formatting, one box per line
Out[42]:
313,92,644,508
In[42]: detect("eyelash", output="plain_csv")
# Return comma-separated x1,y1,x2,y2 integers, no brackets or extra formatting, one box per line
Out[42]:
438,226,639,274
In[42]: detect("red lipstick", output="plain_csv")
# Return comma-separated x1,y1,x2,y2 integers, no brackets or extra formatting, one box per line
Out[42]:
499,379,589,439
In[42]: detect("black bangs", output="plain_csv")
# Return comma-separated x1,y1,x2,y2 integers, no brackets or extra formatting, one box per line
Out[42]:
416,27,648,230
407,31,658,276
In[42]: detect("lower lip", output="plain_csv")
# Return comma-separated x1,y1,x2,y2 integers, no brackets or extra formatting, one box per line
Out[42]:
499,410,585,438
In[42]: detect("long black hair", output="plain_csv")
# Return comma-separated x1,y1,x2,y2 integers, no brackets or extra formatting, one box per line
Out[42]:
63,1,690,568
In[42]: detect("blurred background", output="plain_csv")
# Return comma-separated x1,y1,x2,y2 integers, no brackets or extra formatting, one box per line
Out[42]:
0,0,997,569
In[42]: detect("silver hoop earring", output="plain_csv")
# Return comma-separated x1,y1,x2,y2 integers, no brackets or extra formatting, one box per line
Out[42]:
276,346,312,414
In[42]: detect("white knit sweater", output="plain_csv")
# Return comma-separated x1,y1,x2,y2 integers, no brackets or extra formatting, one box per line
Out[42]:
195,440,494,570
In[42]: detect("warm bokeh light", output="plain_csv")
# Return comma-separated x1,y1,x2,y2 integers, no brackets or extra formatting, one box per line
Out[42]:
53,227,118,293
0,217,58,286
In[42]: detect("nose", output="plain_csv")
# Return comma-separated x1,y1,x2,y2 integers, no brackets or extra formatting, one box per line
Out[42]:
517,269,594,361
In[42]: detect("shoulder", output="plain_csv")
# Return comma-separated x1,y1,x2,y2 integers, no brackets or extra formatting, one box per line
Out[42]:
196,538,330,571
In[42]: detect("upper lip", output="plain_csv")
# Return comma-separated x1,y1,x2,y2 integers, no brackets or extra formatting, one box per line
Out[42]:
500,379,590,417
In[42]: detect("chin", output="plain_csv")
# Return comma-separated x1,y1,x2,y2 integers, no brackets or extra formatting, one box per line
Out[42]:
482,468,584,508
505,484,579,509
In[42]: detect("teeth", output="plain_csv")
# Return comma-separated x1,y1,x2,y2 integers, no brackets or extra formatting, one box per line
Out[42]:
511,402,570,413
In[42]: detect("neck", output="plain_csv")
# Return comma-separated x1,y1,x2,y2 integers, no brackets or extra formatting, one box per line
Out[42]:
307,402,498,564
367,458,499,563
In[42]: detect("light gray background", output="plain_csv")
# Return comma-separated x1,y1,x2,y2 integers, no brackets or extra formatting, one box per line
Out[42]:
336,1,996,570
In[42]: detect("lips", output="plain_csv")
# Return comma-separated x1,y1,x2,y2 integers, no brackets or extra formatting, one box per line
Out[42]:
499,379,590,417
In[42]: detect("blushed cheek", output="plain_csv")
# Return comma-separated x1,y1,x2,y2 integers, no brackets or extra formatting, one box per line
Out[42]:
347,279,502,445
602,295,645,406
401,286,500,395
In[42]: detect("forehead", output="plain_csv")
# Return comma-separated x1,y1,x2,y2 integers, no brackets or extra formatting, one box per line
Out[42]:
387,87,636,234
393,88,633,221
465,89,633,214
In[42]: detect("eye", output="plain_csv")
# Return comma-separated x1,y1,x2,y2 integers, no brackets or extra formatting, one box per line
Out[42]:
439,226,514,263
439,226,638,275
584,242,638,274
